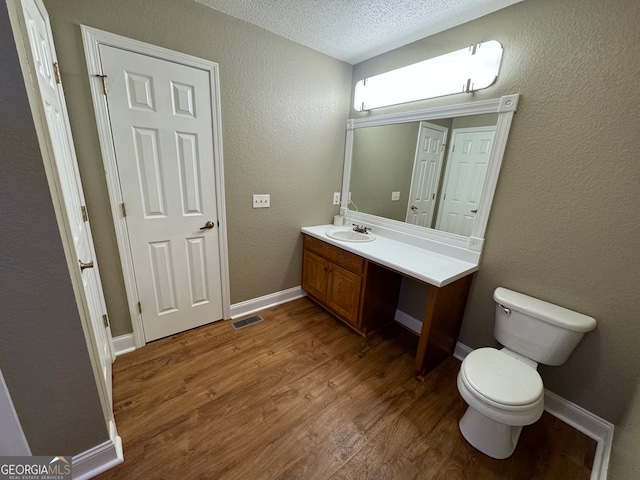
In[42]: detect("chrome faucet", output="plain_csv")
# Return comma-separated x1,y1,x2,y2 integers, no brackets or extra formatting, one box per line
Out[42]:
352,224,371,234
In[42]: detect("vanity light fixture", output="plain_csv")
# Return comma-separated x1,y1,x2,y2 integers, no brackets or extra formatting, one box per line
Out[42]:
354,41,503,111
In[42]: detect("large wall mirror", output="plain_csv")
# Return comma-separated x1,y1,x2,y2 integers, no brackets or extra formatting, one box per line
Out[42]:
341,94,519,252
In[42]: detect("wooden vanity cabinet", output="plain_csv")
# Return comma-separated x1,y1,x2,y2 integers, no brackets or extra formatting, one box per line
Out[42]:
302,231,475,378
302,235,364,329
302,234,400,334
302,249,362,327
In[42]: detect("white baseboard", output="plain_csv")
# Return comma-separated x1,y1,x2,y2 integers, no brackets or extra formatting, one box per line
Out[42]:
72,423,123,480
453,342,613,480
113,288,306,356
0,367,31,455
544,390,613,480
230,286,306,319
454,342,473,360
112,333,136,357
394,309,422,334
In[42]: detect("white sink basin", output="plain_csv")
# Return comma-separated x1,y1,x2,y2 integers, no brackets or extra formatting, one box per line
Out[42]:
326,228,376,243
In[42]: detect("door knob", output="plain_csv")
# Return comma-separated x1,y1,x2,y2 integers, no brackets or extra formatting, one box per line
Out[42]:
410,205,418,211
79,260,94,271
200,220,215,230
470,209,478,213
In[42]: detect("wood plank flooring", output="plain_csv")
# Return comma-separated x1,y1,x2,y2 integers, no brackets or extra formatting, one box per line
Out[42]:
95,298,596,479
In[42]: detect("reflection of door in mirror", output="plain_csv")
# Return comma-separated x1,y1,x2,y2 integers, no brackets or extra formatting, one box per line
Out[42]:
347,111,500,237
436,126,496,236
344,95,519,248
406,122,448,227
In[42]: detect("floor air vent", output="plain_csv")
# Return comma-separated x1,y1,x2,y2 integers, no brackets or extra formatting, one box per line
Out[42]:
231,315,264,330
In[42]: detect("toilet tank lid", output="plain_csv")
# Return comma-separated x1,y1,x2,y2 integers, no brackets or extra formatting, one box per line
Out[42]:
494,287,597,332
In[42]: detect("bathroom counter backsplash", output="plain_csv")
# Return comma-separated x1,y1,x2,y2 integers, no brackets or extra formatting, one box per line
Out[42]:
301,224,479,287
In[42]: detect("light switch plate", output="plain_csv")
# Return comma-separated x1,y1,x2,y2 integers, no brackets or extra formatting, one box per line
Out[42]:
391,191,400,201
252,194,270,208
333,192,340,205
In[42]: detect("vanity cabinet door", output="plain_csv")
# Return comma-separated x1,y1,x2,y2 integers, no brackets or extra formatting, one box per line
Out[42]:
302,250,328,303
302,236,364,330
326,263,362,327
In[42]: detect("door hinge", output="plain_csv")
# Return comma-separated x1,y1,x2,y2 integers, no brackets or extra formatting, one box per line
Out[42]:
441,144,446,152
53,62,61,84
121,202,127,217
452,145,456,152
95,74,108,95
102,314,110,328
81,205,89,222
137,301,142,314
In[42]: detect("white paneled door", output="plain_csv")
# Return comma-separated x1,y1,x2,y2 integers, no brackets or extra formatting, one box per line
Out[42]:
99,46,224,342
406,122,448,227
16,0,115,400
436,127,496,236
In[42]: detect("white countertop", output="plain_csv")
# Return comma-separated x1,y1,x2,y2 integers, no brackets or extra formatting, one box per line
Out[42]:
301,225,479,287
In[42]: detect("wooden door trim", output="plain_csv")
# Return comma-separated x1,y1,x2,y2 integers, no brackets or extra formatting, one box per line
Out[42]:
81,26,231,347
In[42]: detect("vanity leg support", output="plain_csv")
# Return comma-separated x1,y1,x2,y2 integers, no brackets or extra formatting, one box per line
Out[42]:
415,274,474,377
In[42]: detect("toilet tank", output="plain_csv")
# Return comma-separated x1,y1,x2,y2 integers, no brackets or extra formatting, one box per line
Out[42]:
493,287,596,366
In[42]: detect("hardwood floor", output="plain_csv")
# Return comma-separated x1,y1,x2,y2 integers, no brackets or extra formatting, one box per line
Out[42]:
96,298,596,480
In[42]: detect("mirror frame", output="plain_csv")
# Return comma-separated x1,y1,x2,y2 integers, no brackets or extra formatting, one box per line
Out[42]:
341,93,519,252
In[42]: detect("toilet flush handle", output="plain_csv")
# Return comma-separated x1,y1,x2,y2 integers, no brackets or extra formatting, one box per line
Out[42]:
498,304,511,315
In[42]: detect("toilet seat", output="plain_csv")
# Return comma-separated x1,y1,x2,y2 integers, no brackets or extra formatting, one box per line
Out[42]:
461,348,543,409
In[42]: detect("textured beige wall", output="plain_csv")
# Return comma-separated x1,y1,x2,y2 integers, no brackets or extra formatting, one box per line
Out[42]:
40,0,640,464
1,2,107,454
43,0,352,336
8,0,639,468
354,0,640,427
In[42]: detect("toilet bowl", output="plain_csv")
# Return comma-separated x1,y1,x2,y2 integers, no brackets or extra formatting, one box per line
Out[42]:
457,347,544,459
456,287,596,459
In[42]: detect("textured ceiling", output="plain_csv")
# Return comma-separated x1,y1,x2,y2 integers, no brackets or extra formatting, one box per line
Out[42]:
193,0,523,64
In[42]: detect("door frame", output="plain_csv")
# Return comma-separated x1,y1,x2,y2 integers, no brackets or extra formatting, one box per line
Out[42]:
81,26,231,348
6,0,121,466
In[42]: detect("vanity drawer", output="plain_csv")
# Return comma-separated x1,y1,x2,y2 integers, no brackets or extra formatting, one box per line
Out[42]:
303,235,364,274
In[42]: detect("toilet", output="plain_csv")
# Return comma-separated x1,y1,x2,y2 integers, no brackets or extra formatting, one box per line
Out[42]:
457,287,596,459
